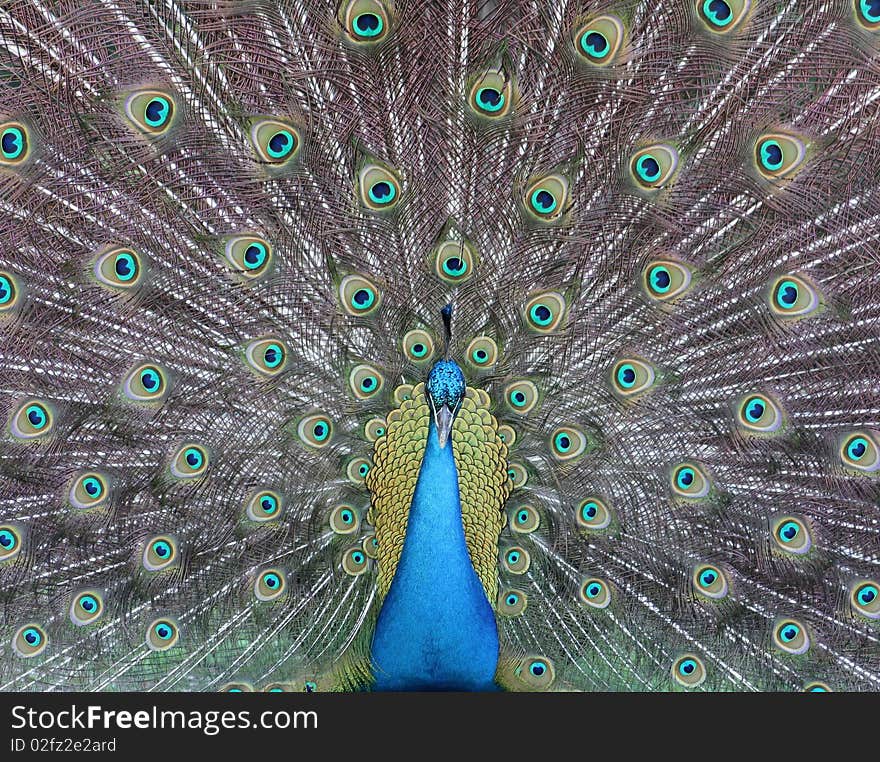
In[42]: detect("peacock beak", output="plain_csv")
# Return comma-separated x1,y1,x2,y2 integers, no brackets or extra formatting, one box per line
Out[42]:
435,404,455,449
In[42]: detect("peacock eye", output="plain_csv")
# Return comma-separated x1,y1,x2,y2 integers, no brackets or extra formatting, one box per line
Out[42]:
143,535,178,571
69,472,110,510
224,235,273,279
340,0,390,43
611,358,656,398
768,273,821,319
339,273,382,317
330,504,361,535
124,90,175,135
631,144,679,189
343,547,369,576
693,565,729,600
579,577,612,609
70,591,104,626
468,68,514,119
363,417,386,443
550,426,589,462
840,431,880,473
349,363,385,399
250,119,300,164
123,363,168,402
497,588,528,616
434,239,476,283
524,174,569,222
851,581,880,619
246,490,283,522
0,525,22,561
643,259,692,302
772,516,812,555
671,462,711,499
574,14,625,65
94,247,145,291
807,681,833,693
0,271,21,312
736,393,784,434
171,444,209,478
856,0,880,29
255,569,287,601
504,380,539,414
696,0,751,32
509,505,540,534
147,618,179,650
11,400,53,440
244,338,288,377
0,122,29,165
523,291,567,333
357,163,402,212
672,654,706,687
403,329,435,363
347,457,372,484
517,656,556,689
507,462,528,489
755,133,806,179
13,624,48,658
502,546,531,574
576,497,613,531
465,336,498,369
773,619,810,654
297,413,334,449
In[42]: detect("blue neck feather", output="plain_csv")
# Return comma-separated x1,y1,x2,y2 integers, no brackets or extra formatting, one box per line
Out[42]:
370,420,500,691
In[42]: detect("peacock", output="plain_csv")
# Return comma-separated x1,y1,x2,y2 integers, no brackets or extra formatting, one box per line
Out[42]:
1,0,879,693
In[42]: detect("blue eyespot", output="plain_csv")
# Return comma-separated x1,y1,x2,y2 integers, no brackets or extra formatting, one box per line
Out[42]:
261,496,278,514
353,12,384,37
114,252,137,282
847,437,868,461
368,181,396,205
184,448,203,469
679,658,697,676
529,661,545,676
780,624,799,642
676,468,695,488
263,573,281,589
0,529,16,550
778,521,799,543
649,266,671,294
243,242,268,270
580,30,610,59
744,397,766,423
266,129,296,160
263,343,284,369
144,97,171,128
140,368,161,392
585,582,602,598
1,126,25,160
25,404,47,429
79,595,98,612
702,0,733,27
506,594,519,606
616,363,637,389
153,540,171,559
860,0,880,24
858,584,878,605
476,87,505,113
529,188,557,215
554,433,572,453
699,570,716,586
23,627,41,646
759,139,783,171
155,623,173,640
82,477,102,498
635,154,661,183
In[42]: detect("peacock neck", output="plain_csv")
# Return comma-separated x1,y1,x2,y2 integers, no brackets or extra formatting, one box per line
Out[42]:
370,420,500,691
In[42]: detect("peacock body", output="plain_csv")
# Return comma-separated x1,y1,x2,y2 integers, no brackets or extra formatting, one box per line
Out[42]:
1,0,880,692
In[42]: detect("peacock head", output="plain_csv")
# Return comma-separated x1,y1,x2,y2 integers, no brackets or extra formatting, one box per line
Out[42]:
426,360,465,449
